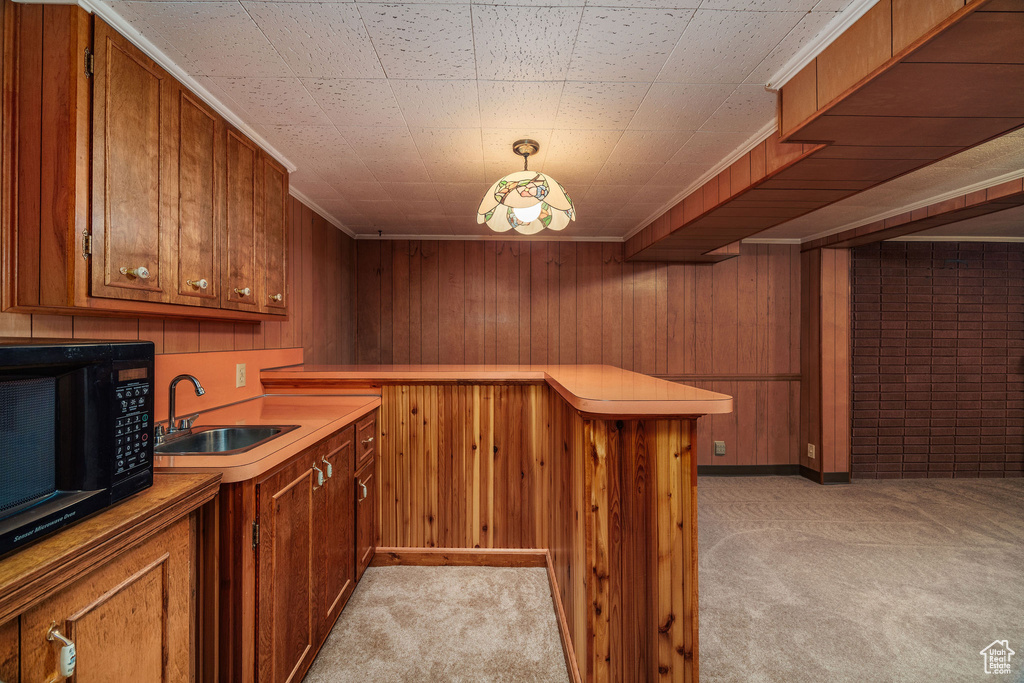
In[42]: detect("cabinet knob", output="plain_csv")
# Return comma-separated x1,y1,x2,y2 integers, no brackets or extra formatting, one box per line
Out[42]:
187,278,209,290
47,624,77,678
233,287,252,297
120,266,150,280
269,293,283,303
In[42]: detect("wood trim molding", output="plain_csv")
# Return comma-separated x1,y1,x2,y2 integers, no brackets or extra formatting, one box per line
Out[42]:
547,550,583,683
802,177,1024,250
698,464,800,476
370,547,548,568
656,373,801,383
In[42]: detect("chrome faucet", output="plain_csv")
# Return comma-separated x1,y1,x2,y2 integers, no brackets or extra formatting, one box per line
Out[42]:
165,374,205,436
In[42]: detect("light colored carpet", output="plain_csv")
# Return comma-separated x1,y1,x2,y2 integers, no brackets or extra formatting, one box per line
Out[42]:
698,475,1024,683
304,566,569,682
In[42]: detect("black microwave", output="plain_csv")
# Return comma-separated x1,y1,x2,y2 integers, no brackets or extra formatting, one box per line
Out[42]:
0,338,154,556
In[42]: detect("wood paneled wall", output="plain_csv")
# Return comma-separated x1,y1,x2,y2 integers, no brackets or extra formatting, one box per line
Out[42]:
375,381,698,681
800,248,852,479
356,240,801,467
0,196,355,363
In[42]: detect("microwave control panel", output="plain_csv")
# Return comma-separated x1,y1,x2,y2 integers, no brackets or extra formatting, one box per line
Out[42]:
113,373,152,478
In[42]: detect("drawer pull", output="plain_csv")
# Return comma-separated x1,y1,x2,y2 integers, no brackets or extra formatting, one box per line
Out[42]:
234,287,252,297
312,464,325,489
357,479,368,502
361,436,374,446
187,278,209,290
120,265,150,280
47,624,77,679
322,456,333,478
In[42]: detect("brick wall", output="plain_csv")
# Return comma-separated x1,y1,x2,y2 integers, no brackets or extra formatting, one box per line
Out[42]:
850,242,1024,479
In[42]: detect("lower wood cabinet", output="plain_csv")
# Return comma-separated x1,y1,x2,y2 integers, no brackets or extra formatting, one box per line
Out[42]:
220,411,374,683
355,456,376,581
0,473,218,683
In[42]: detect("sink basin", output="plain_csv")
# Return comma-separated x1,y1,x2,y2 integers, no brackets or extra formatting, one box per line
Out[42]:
154,425,299,455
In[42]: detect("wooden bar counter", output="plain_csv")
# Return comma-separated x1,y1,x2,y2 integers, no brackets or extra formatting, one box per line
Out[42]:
262,364,732,683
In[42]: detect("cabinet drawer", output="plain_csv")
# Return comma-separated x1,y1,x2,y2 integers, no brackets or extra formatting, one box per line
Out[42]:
356,414,376,469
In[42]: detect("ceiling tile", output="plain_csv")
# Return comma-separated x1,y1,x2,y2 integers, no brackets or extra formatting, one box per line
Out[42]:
554,82,650,130
632,183,685,204
363,157,433,183
699,84,775,133
443,200,486,218
478,82,564,129
584,185,637,204
567,8,694,82
391,80,480,128
545,130,622,167
112,2,292,78
669,130,752,165
583,0,700,8
330,181,392,201
744,11,840,85
472,6,583,81
593,162,661,186
658,9,805,84
627,83,736,130
358,4,476,79
410,128,484,162
243,3,383,79
424,158,487,183
482,129,553,166
537,161,605,187
615,202,663,220
402,199,446,217
301,79,406,128
608,130,694,164
381,182,442,202
435,182,493,205
338,126,421,158
207,78,331,125
701,0,818,9
646,162,707,186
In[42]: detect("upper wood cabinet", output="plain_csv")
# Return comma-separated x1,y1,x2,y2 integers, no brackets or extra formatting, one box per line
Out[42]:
2,5,288,322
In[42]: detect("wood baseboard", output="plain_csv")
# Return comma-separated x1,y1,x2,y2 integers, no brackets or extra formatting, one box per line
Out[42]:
370,547,547,567
545,551,582,683
698,464,800,476
799,465,852,485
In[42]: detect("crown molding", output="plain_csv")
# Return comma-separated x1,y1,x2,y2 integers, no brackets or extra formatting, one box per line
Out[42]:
28,0,300,173
764,0,883,91
288,189,356,237
798,170,1024,244
622,120,778,243
742,237,801,244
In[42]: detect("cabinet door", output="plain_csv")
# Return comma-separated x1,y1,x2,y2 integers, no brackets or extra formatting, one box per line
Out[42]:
261,154,288,314
19,517,193,682
317,428,355,640
355,458,376,581
169,85,223,307
91,18,173,302
223,129,260,311
256,458,315,683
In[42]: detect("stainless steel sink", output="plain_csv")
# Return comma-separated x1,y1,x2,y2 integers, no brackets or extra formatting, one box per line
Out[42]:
154,425,299,455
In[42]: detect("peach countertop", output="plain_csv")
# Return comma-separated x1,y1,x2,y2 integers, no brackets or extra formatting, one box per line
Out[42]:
154,394,379,483
261,364,733,418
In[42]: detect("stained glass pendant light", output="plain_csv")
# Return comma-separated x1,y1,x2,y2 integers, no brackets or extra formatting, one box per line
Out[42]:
478,139,575,235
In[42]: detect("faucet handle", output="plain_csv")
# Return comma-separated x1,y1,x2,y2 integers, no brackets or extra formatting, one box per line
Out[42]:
176,414,199,431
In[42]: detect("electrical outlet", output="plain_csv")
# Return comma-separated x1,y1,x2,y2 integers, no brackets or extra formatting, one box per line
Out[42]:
714,440,726,456
236,363,246,388
807,443,815,460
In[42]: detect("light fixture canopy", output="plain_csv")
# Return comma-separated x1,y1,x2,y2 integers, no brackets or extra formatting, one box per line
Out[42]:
477,139,575,235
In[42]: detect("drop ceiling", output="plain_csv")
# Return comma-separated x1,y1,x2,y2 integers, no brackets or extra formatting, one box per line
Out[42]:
99,0,1024,242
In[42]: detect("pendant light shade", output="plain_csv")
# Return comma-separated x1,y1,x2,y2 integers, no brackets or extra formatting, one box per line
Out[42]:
478,140,575,235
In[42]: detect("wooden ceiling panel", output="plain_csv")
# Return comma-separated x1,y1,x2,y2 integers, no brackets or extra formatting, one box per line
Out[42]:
828,63,1024,118
797,115,1023,148
905,12,1024,63
771,157,924,182
739,187,857,203
758,178,875,191
812,145,959,160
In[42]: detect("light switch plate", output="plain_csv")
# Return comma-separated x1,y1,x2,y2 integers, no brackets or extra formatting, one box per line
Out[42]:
807,443,815,459
714,440,726,456
236,363,246,388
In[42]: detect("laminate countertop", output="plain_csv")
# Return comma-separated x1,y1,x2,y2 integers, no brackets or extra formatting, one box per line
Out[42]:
154,394,379,482
260,364,733,418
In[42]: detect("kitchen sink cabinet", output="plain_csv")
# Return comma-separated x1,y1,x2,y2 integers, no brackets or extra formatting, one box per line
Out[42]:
1,2,287,322
221,414,370,682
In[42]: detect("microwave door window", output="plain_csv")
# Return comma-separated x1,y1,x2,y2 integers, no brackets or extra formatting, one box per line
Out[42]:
0,378,58,516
